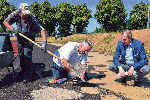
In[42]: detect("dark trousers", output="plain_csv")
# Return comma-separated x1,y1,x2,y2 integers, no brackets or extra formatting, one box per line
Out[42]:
17,36,34,79
109,62,150,79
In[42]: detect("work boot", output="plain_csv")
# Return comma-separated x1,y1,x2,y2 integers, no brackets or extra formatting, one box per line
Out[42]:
22,74,32,83
121,77,127,84
134,78,141,87
23,78,31,83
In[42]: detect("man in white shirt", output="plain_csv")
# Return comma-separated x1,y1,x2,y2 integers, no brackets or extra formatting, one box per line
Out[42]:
46,40,92,84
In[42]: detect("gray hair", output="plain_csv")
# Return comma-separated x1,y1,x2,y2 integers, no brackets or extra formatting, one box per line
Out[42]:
121,30,133,39
82,40,93,50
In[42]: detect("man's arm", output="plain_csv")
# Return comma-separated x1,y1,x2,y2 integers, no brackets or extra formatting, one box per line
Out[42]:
113,42,122,68
31,14,47,52
62,57,71,73
3,20,13,31
113,42,126,77
132,43,148,69
41,30,47,41
3,10,22,35
41,30,47,52
3,10,19,31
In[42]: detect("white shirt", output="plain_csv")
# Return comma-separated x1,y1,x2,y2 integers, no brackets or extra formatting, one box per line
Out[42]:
53,42,88,68
125,44,134,65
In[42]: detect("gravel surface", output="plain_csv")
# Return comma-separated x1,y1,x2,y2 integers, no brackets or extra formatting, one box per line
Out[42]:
0,43,102,100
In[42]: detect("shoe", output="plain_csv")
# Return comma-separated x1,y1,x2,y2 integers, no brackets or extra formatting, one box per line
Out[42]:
134,78,141,87
121,77,127,84
23,78,30,83
45,78,55,83
73,78,86,84
45,78,68,84
56,78,69,84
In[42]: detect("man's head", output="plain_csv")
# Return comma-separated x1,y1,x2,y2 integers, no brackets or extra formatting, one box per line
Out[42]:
78,40,92,54
19,3,31,19
121,30,132,46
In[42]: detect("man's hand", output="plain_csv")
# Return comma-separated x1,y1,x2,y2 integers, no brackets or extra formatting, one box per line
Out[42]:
118,66,126,77
12,28,24,35
127,66,134,76
41,41,47,52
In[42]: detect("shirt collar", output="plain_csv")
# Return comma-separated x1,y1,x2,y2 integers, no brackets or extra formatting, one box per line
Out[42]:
124,43,132,49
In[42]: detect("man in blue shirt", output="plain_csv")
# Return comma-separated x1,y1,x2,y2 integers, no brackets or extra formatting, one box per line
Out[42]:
109,30,150,86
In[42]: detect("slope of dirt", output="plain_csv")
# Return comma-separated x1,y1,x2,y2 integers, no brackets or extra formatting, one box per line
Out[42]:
45,29,150,63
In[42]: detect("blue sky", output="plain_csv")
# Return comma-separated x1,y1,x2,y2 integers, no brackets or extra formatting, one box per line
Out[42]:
7,0,149,33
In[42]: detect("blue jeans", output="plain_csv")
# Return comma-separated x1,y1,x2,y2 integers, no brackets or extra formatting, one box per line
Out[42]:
52,61,71,79
109,62,150,79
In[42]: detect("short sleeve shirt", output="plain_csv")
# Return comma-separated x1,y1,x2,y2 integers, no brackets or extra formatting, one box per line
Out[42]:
53,42,88,68
4,10,44,40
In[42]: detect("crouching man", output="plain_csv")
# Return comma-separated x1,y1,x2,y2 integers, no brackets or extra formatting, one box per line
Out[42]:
109,30,150,86
45,40,92,84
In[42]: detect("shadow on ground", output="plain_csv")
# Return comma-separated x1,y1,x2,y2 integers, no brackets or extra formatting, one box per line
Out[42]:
0,63,53,88
115,76,150,88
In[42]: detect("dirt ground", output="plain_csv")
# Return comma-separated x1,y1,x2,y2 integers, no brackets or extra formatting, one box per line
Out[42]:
9,29,150,99
42,43,150,100
0,41,149,99
86,50,150,100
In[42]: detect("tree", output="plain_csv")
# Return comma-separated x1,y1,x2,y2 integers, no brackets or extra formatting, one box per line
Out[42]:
128,2,148,30
31,1,57,36
94,0,127,32
56,2,72,36
30,1,40,20
0,0,15,32
0,27,4,33
93,26,106,33
30,1,41,37
71,4,92,34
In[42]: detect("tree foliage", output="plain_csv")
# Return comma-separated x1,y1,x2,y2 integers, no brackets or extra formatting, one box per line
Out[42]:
30,1,92,36
128,2,148,30
0,0,15,32
93,25,107,33
71,3,92,33
93,27,100,33
31,1,57,36
30,1,40,20
94,0,127,32
0,27,4,33
56,2,72,36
